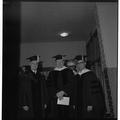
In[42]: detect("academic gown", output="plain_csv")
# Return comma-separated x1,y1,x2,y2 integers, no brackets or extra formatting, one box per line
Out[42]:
74,69,106,120
18,68,48,120
47,67,74,119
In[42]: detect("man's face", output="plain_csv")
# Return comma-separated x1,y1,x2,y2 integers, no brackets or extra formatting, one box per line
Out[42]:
76,61,86,71
56,59,64,68
29,60,38,71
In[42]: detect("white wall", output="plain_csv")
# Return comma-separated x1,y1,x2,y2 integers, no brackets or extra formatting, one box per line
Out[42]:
20,41,86,67
96,3,118,68
96,3,118,117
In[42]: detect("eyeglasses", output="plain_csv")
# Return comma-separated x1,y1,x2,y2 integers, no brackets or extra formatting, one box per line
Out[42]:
31,62,38,65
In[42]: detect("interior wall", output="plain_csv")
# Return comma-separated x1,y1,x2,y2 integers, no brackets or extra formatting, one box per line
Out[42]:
20,2,88,67
96,2,118,117
96,2,117,68
20,41,86,67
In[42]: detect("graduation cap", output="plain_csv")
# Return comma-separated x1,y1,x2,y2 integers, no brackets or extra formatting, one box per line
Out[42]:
52,55,66,60
74,55,87,63
26,55,40,62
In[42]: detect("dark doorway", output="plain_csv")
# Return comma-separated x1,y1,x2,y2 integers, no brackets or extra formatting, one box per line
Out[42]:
3,2,21,120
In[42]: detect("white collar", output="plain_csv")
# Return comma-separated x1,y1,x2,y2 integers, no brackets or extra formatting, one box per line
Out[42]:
54,66,67,71
32,70,37,74
78,68,90,76
73,70,78,75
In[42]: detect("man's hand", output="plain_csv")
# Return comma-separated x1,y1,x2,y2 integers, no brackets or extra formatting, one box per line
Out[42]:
73,105,75,109
87,106,93,112
44,104,47,109
22,106,29,111
56,91,65,100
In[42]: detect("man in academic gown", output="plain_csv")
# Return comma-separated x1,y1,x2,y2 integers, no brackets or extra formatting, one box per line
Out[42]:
18,55,48,120
74,55,106,120
66,59,77,75
47,55,74,120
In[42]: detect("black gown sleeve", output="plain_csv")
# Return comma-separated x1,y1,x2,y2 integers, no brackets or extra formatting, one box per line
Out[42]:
62,69,74,96
40,74,49,106
18,73,27,107
89,72,106,113
47,71,56,99
18,72,32,107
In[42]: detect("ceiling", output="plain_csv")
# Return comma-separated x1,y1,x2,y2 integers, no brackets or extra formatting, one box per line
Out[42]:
21,2,97,42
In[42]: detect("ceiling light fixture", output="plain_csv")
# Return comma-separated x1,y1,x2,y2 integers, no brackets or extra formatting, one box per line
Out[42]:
60,32,69,37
